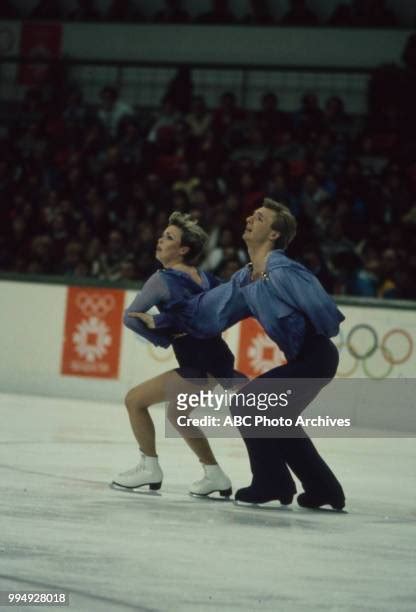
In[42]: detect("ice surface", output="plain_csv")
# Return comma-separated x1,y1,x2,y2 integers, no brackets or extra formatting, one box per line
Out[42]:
0,392,415,612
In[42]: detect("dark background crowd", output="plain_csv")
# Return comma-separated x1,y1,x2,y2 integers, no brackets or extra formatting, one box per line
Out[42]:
1,31,416,300
0,0,408,29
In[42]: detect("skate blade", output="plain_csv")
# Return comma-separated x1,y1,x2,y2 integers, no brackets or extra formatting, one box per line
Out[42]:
233,499,292,510
297,505,348,514
109,482,161,495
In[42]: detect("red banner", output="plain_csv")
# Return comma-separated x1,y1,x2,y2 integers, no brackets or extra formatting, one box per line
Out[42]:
18,21,62,86
61,287,125,379
237,318,286,378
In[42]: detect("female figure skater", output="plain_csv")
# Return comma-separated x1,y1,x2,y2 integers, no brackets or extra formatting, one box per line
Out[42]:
113,212,245,497
137,200,346,510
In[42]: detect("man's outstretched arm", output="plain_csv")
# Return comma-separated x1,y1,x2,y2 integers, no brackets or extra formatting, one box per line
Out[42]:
144,273,252,337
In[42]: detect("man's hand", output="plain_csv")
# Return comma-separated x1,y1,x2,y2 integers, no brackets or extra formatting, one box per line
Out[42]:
128,312,155,329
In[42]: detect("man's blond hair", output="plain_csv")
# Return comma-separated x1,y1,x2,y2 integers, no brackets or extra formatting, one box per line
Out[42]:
263,198,297,249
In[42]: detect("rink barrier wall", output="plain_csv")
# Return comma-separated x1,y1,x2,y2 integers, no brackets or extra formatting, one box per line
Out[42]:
1,277,415,432
0,20,411,115
0,19,412,69
2,272,415,310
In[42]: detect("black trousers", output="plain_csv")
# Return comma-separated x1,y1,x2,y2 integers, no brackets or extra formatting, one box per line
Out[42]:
230,334,344,497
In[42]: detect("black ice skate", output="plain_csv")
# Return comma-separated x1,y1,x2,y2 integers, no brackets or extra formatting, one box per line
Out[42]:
297,490,346,511
234,483,295,506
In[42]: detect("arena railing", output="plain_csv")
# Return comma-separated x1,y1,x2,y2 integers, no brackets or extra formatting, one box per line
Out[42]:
0,56,372,114
1,272,415,311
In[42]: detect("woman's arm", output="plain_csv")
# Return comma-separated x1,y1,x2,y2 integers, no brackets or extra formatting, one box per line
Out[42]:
124,273,173,348
147,270,252,337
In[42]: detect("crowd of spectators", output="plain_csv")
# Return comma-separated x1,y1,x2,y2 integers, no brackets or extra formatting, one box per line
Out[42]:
1,56,416,301
0,0,405,29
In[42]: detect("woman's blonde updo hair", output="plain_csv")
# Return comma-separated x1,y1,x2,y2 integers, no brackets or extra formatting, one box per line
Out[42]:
168,212,208,265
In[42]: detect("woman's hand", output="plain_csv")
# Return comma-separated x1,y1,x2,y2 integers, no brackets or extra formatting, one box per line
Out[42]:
128,312,155,329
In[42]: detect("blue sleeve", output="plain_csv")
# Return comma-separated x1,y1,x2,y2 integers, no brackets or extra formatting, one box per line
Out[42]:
203,271,222,289
268,265,345,337
151,273,225,330
153,311,177,329
155,272,252,337
124,273,172,348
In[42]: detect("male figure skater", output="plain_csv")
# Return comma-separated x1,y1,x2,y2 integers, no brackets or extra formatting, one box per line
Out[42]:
136,200,346,510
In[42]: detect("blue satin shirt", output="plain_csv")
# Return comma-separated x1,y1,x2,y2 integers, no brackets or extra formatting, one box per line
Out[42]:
154,250,345,361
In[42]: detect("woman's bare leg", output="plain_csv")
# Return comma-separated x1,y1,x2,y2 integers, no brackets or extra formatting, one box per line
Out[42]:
124,371,172,456
168,399,217,464
125,370,217,464
183,437,217,465
166,378,232,496
166,375,218,465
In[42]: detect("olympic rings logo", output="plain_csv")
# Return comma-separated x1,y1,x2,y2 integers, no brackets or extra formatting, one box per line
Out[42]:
336,325,413,379
75,293,115,317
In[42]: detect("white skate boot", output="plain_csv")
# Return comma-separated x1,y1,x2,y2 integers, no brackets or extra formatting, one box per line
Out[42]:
189,464,232,498
112,453,163,491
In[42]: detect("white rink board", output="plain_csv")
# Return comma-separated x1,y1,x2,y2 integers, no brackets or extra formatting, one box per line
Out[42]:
1,281,415,407
0,281,241,402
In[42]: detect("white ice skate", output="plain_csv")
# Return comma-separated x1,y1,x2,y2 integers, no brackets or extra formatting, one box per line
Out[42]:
112,453,163,491
189,464,232,499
